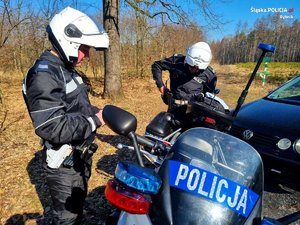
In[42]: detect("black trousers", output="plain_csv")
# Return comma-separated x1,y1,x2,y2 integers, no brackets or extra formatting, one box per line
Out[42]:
43,152,92,225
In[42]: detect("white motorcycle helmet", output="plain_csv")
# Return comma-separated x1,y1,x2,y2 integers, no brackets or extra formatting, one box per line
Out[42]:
185,42,212,70
47,6,109,65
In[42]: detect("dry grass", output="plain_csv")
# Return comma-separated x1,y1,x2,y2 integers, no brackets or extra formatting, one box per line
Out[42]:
0,64,292,225
0,73,167,225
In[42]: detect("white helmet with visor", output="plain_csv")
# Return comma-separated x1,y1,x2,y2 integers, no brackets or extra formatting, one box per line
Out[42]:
185,42,212,70
47,6,109,65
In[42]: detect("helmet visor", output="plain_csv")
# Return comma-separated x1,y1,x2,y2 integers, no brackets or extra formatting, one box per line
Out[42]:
66,15,109,49
185,54,210,70
78,32,109,49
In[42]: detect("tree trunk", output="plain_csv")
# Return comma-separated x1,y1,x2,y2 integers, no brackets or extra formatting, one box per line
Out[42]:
103,0,124,99
135,13,145,77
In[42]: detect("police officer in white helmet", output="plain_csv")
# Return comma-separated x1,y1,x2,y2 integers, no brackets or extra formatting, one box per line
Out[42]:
22,7,109,224
151,42,218,129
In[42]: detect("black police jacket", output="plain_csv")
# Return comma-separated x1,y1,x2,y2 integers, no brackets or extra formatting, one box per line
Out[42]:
22,50,101,147
151,54,217,101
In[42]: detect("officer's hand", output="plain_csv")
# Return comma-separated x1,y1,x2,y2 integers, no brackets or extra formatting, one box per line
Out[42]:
96,110,106,127
161,87,171,105
191,93,204,102
159,86,165,94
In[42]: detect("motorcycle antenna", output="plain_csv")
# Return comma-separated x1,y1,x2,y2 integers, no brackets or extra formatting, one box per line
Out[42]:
231,43,276,118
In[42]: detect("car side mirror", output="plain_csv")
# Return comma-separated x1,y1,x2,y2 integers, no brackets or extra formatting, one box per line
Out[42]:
102,105,137,136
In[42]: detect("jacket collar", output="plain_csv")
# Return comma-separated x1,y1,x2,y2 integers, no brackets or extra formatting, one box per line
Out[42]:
40,50,69,68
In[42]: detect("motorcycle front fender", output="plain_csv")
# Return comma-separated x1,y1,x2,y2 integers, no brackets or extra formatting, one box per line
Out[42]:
117,211,152,225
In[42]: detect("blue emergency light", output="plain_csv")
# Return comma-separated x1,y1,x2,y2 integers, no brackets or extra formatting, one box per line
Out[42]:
115,161,162,194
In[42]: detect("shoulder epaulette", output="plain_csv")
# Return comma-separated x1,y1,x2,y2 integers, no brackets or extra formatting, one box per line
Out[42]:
35,60,49,72
172,54,184,64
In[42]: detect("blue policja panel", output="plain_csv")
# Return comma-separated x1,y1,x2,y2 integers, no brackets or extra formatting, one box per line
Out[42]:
168,160,259,218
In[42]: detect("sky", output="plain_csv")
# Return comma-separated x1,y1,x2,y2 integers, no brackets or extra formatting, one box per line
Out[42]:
29,0,300,41
83,0,300,41
206,0,300,41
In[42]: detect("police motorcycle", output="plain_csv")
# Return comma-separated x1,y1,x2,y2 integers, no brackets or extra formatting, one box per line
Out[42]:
102,104,300,225
101,43,300,224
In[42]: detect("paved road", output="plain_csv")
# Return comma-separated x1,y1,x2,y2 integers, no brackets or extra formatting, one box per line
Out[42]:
262,170,300,225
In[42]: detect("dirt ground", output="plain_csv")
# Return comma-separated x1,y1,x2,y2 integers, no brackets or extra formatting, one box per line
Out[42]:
0,65,299,225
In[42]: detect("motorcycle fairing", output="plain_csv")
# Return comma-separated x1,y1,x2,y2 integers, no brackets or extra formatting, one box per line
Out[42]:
149,128,263,225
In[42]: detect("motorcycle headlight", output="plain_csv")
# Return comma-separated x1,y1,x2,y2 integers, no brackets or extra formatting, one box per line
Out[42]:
293,139,300,155
276,138,291,150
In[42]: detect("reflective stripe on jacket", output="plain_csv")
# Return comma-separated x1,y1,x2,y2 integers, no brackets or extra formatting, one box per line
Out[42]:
23,50,101,146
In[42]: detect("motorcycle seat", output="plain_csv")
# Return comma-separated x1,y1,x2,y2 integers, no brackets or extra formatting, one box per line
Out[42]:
145,112,174,137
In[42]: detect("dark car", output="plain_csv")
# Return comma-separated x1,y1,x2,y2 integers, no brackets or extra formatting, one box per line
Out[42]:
230,75,300,175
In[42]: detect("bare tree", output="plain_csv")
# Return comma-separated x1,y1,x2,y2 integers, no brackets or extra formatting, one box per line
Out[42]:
103,0,124,99
214,14,300,64
103,0,224,99
0,0,31,48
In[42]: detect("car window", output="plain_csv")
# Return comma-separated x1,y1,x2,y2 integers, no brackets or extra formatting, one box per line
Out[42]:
267,76,300,103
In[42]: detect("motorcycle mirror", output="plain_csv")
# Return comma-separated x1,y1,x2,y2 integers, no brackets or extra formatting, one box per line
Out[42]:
103,105,137,136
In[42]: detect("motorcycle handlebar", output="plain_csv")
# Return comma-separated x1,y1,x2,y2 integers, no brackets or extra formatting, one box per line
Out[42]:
135,133,169,156
135,134,155,149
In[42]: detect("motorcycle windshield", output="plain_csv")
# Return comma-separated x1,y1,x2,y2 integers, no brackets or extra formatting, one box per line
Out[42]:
150,128,263,225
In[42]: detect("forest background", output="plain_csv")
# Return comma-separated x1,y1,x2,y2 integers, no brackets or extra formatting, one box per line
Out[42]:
1,0,300,83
